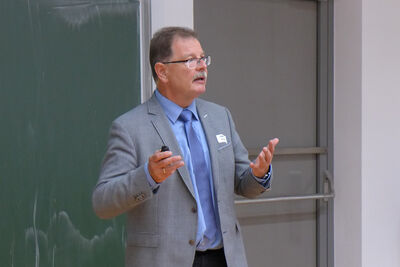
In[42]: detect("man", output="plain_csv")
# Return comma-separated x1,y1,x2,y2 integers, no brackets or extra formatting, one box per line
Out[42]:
92,27,279,267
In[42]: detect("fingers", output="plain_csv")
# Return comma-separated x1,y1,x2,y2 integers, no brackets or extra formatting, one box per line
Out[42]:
263,138,279,164
148,150,184,183
156,156,184,181
149,150,172,162
268,138,279,153
250,150,268,178
257,150,268,168
250,138,279,178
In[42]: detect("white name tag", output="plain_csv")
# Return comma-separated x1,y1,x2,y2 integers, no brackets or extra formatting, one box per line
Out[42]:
216,134,227,144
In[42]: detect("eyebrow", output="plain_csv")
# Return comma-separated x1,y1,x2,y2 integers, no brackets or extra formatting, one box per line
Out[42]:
182,52,205,59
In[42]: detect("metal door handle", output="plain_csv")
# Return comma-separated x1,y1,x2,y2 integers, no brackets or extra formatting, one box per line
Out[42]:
235,170,334,205
248,146,327,157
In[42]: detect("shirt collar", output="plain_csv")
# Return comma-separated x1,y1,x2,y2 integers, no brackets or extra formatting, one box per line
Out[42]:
155,90,199,123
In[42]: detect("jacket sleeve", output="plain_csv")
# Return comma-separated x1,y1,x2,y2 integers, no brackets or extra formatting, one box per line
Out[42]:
92,120,153,219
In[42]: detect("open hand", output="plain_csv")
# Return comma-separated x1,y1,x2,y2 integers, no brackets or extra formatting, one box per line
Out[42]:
250,138,279,178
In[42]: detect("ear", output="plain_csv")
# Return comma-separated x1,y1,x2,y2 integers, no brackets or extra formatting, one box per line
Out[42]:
154,62,168,83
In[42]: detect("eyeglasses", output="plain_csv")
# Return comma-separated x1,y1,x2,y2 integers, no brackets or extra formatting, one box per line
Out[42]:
161,55,211,69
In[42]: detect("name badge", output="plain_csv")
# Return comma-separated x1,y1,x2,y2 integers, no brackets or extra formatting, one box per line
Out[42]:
216,134,227,144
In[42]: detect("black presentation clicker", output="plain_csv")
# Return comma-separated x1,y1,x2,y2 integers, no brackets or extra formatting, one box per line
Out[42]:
161,145,170,152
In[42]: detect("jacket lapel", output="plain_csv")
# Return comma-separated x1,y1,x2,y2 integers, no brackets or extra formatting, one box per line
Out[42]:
147,95,195,198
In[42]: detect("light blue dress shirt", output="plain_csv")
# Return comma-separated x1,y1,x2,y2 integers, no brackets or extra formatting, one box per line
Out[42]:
144,90,272,250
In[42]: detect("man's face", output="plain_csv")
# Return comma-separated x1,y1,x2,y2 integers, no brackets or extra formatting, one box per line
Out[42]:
163,37,207,107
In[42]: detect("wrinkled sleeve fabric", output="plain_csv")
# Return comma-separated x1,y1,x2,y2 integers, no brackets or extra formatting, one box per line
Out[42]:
252,165,273,188
92,120,153,219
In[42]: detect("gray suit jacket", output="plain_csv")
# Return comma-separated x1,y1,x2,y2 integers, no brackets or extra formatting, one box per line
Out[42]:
92,94,269,267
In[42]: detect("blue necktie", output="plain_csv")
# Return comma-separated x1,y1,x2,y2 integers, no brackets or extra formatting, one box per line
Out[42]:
179,109,217,242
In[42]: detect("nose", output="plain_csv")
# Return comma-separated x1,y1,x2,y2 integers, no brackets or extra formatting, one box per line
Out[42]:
196,58,207,70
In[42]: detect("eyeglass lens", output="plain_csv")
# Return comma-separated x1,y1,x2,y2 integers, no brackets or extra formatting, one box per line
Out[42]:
188,56,210,68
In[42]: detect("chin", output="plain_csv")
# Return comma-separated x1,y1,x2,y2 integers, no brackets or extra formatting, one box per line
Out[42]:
192,84,206,96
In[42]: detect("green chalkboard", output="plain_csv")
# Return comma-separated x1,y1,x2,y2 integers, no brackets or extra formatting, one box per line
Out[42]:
0,0,141,266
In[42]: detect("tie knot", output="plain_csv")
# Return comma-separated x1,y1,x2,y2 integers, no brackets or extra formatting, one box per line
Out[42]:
179,109,193,123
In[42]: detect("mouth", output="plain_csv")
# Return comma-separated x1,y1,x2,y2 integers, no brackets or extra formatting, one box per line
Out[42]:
193,72,207,83
193,77,206,83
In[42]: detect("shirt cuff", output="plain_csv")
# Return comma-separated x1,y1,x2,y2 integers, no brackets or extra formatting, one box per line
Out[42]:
144,162,161,193
252,165,272,188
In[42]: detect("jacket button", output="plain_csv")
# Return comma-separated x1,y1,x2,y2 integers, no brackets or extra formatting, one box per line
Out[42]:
191,207,197,213
188,239,195,246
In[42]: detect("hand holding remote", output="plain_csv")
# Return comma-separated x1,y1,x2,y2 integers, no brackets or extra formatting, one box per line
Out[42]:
147,145,184,183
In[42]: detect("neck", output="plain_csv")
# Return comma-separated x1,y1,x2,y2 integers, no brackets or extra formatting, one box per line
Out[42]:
157,87,193,108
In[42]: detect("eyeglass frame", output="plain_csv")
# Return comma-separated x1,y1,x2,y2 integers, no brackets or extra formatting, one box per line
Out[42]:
161,55,211,69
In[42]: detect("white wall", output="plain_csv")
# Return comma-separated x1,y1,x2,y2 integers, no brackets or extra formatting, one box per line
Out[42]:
362,0,400,266
151,0,193,34
335,0,400,266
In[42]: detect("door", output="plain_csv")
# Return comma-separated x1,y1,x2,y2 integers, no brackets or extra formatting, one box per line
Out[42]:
194,0,334,266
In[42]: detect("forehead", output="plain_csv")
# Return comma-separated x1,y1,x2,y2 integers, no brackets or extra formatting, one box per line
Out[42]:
170,37,204,58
